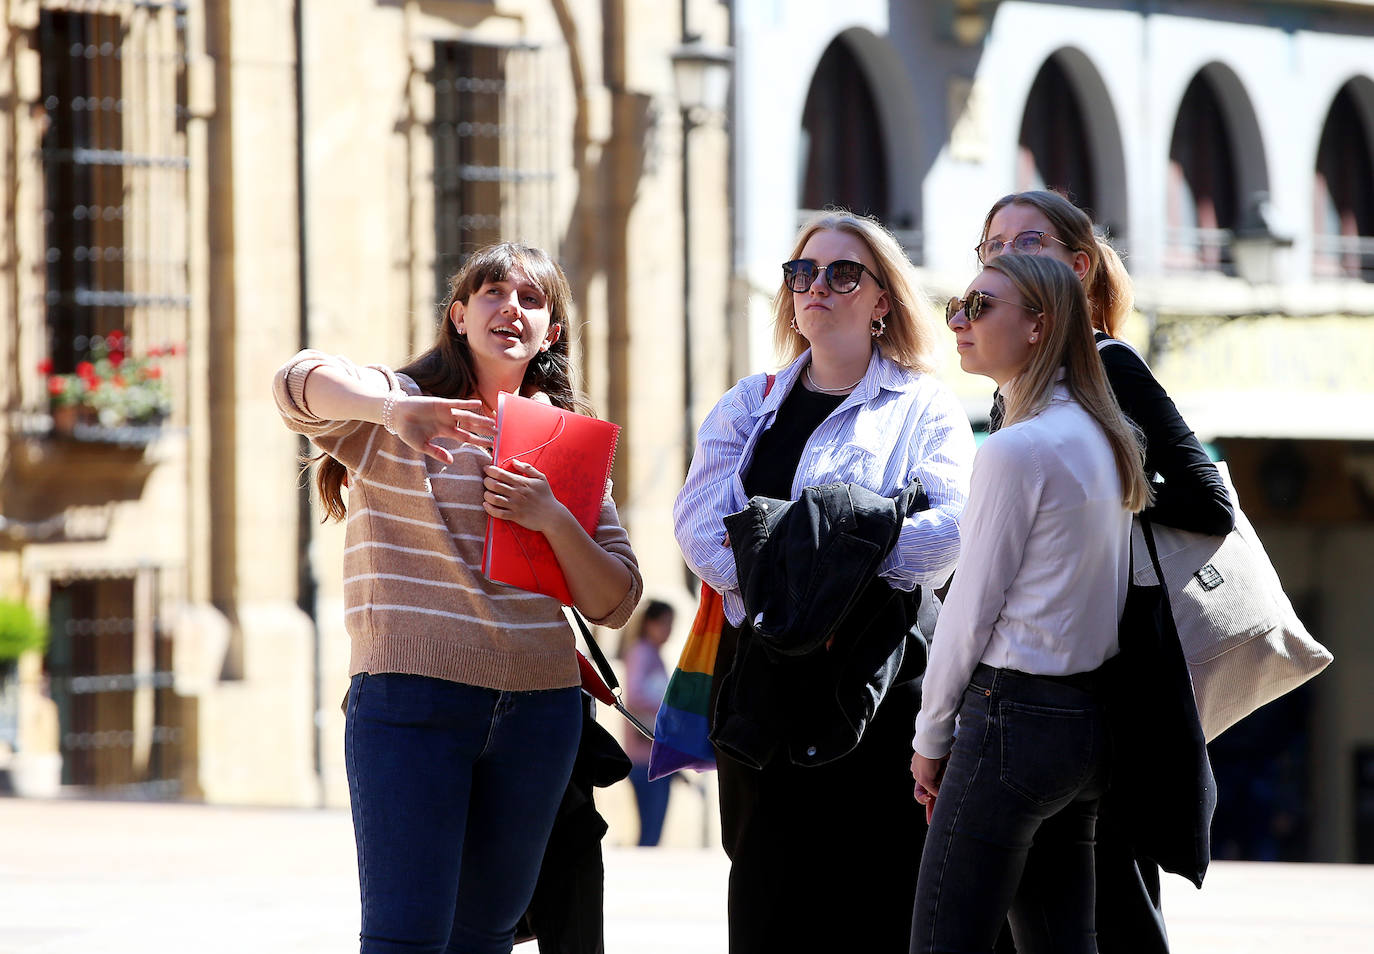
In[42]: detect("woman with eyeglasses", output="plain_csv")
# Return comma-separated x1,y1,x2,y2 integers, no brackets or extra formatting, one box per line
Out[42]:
675,209,974,952
910,253,1152,954
977,191,1233,538
976,191,1234,954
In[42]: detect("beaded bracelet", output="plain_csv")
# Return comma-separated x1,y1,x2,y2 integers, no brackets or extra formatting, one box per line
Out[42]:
380,391,401,435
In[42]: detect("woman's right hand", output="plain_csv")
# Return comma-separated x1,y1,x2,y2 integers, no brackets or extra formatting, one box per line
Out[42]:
912,752,947,824
389,395,495,465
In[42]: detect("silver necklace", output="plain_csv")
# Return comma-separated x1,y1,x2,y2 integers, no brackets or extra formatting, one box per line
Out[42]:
804,363,864,394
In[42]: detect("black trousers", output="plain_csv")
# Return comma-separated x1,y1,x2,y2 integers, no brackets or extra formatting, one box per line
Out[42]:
712,626,927,953
1094,800,1169,954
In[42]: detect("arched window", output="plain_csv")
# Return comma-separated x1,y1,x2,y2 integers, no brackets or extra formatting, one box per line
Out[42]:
1167,73,1240,272
799,38,888,222
1018,56,1096,211
1314,83,1374,281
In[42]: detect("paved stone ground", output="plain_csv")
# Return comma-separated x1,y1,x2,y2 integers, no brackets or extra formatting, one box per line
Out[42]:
1,797,1370,953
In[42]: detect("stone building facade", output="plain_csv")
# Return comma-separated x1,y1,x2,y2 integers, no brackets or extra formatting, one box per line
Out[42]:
1,0,732,833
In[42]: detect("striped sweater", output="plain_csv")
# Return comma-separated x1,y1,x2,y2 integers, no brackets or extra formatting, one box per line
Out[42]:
273,350,642,692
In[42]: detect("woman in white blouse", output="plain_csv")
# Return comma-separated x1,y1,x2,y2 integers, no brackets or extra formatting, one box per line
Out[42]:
909,253,1151,954
675,210,974,952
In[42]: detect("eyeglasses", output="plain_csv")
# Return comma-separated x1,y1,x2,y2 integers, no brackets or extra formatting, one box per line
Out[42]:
945,290,1041,324
974,230,1073,265
781,258,885,294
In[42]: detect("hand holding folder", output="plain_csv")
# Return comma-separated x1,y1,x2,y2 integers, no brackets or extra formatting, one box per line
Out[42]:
482,393,620,604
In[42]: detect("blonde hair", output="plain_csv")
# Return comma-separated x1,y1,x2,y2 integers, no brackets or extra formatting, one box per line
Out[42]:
771,209,940,373
981,191,1134,337
987,254,1152,513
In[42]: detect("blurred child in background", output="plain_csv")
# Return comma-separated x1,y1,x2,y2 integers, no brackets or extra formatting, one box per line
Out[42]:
620,599,676,846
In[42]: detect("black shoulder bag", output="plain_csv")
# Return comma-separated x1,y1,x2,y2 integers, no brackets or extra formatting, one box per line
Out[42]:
1103,517,1217,888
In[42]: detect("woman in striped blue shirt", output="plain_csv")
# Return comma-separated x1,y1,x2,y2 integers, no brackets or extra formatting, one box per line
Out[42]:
674,210,975,952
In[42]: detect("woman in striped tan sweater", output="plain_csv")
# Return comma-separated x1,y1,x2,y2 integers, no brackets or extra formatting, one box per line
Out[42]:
273,242,641,954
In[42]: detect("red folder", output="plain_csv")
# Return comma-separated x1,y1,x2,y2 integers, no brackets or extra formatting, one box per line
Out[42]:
482,393,620,604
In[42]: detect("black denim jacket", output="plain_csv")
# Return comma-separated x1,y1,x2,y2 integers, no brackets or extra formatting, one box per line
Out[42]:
709,479,928,768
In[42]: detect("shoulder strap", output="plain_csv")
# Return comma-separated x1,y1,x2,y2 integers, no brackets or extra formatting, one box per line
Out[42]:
1096,335,1146,364
571,607,619,692
1135,516,1174,618
570,607,653,740
764,373,776,397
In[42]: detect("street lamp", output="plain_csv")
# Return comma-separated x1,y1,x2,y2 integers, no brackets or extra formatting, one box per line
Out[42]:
670,34,732,600
669,35,732,480
1231,191,1293,285
671,37,733,120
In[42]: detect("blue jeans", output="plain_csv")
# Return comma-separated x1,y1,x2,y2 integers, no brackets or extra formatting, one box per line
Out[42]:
911,664,1110,954
345,673,581,954
627,762,671,846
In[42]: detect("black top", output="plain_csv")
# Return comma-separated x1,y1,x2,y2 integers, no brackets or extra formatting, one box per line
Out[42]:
743,378,843,501
1095,333,1234,535
989,334,1235,535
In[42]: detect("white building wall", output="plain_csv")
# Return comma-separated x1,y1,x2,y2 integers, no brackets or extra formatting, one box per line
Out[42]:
733,0,1374,385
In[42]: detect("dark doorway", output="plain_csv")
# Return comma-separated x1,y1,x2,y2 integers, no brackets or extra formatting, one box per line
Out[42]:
799,38,888,220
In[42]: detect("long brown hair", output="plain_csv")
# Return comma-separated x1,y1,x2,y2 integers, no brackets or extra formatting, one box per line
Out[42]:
315,242,589,520
987,254,1152,513
980,190,1133,337
772,209,940,373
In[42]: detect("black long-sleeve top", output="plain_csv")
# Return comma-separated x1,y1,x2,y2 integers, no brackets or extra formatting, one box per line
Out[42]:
1097,333,1234,534
989,334,1235,536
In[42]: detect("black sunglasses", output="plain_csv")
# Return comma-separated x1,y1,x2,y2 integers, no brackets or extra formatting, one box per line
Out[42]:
974,230,1074,265
945,290,1041,324
781,258,884,294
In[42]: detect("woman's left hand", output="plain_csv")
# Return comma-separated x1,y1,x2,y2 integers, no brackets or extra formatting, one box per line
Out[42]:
483,460,567,532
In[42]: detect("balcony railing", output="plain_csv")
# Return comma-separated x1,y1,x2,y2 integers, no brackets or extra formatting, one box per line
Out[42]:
1313,233,1374,282
1163,226,1236,276
795,209,923,266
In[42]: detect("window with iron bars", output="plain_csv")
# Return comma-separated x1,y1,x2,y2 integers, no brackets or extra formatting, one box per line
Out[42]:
46,567,186,798
429,40,556,302
37,5,190,377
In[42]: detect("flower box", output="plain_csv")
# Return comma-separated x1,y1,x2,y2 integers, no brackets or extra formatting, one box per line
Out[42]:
41,330,177,437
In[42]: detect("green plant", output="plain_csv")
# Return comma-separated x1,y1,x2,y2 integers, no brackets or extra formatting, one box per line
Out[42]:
41,330,176,427
0,598,48,661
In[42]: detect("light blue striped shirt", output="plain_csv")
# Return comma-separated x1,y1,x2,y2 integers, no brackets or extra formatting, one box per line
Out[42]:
674,347,975,627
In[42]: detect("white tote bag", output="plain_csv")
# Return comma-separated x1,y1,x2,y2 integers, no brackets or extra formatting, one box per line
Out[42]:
1131,463,1333,741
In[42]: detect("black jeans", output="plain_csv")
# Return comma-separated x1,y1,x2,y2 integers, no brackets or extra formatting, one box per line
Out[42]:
910,665,1110,954
995,791,1170,954
713,628,927,953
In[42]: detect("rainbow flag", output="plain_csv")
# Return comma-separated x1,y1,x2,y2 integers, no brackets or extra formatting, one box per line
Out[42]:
647,581,723,779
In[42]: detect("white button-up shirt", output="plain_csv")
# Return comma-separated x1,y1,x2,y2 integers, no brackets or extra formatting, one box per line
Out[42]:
912,381,1132,760
674,348,975,627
